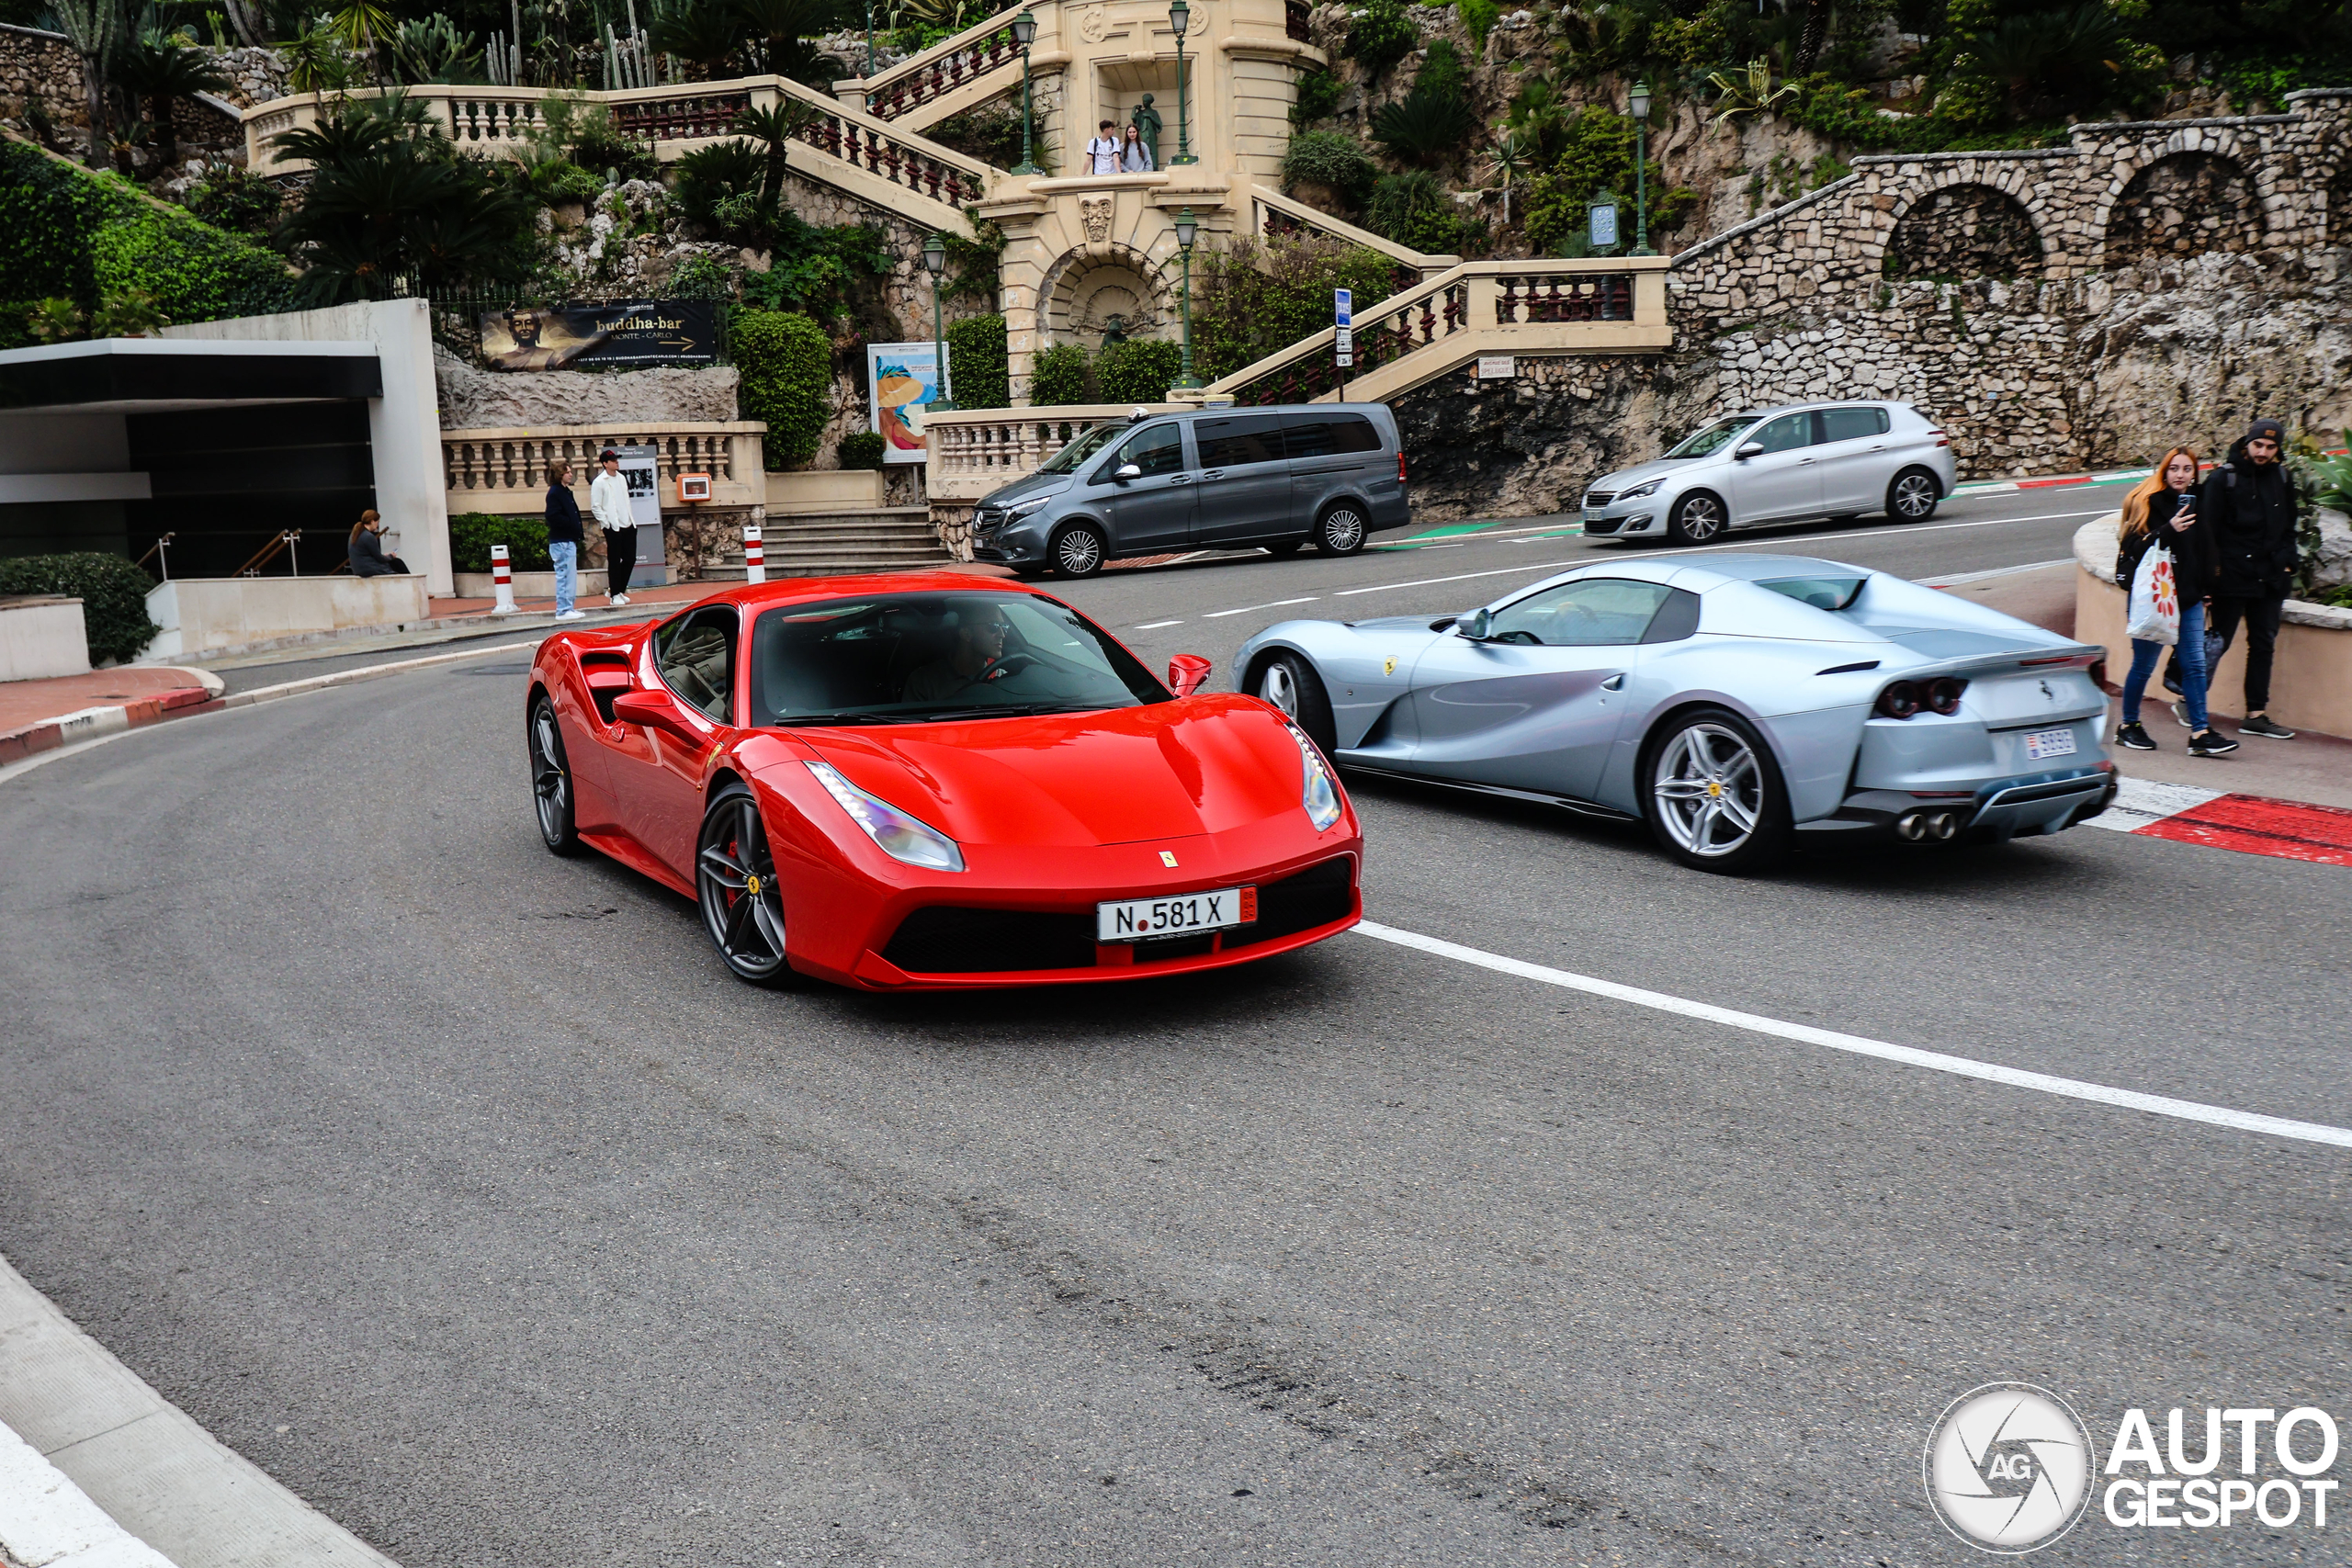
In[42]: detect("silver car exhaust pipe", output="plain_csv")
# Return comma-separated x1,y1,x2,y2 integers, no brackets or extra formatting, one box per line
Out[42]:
1897,809,1963,841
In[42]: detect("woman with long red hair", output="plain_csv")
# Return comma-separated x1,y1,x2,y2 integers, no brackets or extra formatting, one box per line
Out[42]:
2112,446,2233,756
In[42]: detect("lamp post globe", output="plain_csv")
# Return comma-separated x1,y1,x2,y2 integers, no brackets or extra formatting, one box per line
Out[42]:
1173,206,1202,389
1009,11,1041,174
1169,0,1196,164
922,232,956,412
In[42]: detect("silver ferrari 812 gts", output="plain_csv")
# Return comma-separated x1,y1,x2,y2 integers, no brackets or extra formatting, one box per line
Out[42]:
1234,554,2118,874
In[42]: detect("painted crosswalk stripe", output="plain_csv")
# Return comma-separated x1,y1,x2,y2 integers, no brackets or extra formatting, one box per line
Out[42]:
2086,776,2352,866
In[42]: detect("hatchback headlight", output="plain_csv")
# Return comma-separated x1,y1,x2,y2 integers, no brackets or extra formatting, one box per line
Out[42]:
1289,727,1343,831
1616,479,1662,501
806,760,966,872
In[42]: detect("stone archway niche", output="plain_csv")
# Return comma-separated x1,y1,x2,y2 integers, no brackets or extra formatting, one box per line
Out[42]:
1037,243,1174,348
1883,184,2043,279
2104,152,2262,265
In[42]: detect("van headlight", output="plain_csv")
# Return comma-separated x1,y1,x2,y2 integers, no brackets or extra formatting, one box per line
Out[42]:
1289,727,1343,831
1616,479,1662,501
806,760,966,872
1003,493,1055,519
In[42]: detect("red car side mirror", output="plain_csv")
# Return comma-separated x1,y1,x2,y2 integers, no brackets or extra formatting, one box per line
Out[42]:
612,687,698,740
1167,654,1213,697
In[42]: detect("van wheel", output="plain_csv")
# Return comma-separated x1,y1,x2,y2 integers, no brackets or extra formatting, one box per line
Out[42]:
1666,491,1727,544
1051,524,1105,578
1887,468,1941,521
1315,504,1367,556
1254,651,1337,752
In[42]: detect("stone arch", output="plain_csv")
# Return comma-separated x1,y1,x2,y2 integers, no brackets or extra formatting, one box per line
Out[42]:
1035,242,1173,350
1881,183,2044,280
2101,151,2263,265
2327,160,2352,247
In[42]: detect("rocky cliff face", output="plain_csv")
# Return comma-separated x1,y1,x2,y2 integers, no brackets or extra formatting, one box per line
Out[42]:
435,344,741,430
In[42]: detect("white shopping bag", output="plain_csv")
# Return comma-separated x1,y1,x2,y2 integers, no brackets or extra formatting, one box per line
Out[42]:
2126,543,2179,645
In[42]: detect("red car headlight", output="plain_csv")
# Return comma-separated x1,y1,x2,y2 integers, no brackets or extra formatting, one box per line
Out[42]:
807,760,966,872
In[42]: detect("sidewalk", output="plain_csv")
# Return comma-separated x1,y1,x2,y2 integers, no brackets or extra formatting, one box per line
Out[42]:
0,668,222,768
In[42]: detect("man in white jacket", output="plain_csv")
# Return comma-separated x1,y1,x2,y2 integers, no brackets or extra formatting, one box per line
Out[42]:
589,447,635,607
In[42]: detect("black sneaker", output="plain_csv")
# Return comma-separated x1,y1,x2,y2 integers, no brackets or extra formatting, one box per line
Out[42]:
2171,701,2194,729
2189,729,2241,757
2239,714,2296,739
2115,721,2157,750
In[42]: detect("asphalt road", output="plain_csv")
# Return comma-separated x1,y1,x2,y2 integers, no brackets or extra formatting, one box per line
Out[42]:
4,485,2346,1567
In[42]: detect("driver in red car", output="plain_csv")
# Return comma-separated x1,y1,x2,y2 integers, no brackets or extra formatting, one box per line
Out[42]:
903,606,1017,704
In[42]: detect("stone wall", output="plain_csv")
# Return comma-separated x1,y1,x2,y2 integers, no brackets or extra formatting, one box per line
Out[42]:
0,28,268,167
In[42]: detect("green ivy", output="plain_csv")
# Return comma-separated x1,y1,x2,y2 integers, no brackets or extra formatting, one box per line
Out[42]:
447,513,554,573
1457,0,1499,51
837,431,888,469
1095,338,1184,405
1342,0,1418,76
0,141,293,325
1191,235,1402,383
0,552,161,665
735,310,833,470
944,312,1010,412
1521,107,1691,255
1030,342,1091,405
1292,67,1348,127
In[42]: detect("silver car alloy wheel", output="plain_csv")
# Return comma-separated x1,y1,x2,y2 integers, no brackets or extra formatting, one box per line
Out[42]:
1259,659,1299,717
1674,494,1724,541
1893,472,1938,519
1651,721,1762,857
1321,507,1365,551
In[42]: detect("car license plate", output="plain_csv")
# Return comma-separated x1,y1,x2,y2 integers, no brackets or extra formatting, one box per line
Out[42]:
1097,886,1255,942
2023,726,2078,761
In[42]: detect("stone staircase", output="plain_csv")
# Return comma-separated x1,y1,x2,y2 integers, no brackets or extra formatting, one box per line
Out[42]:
707,508,955,579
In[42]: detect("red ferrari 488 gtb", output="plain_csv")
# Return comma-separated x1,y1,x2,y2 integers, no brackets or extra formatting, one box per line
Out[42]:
525,573,1363,988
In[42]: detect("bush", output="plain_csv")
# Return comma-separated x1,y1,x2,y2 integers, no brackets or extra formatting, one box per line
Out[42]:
0,552,161,664
1292,66,1347,127
734,310,833,469
837,431,888,469
1030,341,1091,405
1457,0,1498,51
1192,234,1403,382
186,164,283,236
447,513,553,573
944,312,1009,411
1343,0,1418,75
1521,107,1676,255
0,141,294,324
1282,130,1378,207
1368,172,1482,254
1095,338,1184,404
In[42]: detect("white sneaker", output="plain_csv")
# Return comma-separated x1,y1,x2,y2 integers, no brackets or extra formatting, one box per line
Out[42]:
610,592,630,606
555,609,588,621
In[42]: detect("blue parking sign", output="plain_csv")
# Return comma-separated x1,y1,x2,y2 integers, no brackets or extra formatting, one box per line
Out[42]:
1334,288,1351,328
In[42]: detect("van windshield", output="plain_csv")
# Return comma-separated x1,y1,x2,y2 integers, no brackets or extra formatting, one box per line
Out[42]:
1665,415,1762,458
1035,424,1125,474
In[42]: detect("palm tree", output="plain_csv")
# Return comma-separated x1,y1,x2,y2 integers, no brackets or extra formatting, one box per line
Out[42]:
115,31,230,167
1481,130,1529,228
733,0,834,82
649,0,741,78
733,99,815,208
50,0,117,166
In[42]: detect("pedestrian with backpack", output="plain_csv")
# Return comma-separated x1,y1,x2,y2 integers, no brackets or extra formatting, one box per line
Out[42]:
2113,446,2235,757
2190,417,2303,739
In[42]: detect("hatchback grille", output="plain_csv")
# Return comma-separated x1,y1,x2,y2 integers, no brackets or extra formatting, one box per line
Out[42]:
1583,491,1614,509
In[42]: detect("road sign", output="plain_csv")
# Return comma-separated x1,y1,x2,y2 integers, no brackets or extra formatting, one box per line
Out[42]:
1335,323,1352,367
1334,288,1351,328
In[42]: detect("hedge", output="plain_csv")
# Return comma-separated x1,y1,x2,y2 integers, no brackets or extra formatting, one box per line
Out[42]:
944,312,1009,411
447,513,552,573
837,431,888,469
1029,342,1090,405
1096,339,1185,405
734,310,832,469
0,141,294,324
0,552,161,665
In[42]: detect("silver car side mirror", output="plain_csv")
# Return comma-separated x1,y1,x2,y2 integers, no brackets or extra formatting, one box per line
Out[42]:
1114,463,1141,481
1735,442,1765,460
1458,608,1492,640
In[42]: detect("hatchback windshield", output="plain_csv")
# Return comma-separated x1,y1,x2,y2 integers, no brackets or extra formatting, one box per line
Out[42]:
1035,423,1125,474
749,592,1169,726
1665,415,1762,458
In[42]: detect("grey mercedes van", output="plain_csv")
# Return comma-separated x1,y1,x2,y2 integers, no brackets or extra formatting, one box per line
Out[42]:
967,403,1410,578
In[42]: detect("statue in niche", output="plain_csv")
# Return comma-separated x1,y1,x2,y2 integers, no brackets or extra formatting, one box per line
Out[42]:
1129,94,1162,167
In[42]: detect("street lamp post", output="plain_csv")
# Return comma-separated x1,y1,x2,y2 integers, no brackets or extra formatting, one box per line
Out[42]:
1628,78,1655,256
1169,0,1196,165
922,231,956,412
1173,207,1202,389
1009,11,1040,175
864,0,873,75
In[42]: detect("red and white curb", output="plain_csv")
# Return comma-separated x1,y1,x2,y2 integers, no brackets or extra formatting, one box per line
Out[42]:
1954,468,2151,498
0,1418,175,1568
2086,776,2352,866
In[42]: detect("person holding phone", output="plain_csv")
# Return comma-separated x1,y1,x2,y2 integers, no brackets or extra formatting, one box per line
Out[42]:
2113,445,2233,756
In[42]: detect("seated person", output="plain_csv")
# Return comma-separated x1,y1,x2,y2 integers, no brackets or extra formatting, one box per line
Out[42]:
902,607,1021,704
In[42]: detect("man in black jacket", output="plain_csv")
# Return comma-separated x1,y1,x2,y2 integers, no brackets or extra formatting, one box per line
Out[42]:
545,460,587,622
2194,418,2301,739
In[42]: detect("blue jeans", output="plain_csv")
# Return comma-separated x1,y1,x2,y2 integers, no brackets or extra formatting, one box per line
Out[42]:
549,540,577,615
2123,599,2208,731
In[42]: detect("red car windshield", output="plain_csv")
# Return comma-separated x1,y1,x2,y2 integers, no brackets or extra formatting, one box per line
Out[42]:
748,592,1171,726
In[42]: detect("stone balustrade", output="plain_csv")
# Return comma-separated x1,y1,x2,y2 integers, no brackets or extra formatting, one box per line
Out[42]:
924,404,1176,503
442,422,767,515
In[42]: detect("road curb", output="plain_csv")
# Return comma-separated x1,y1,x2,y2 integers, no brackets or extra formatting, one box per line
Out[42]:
0,1253,397,1568
0,1414,175,1568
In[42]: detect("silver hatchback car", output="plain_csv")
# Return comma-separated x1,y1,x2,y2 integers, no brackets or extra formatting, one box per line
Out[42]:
1580,401,1957,545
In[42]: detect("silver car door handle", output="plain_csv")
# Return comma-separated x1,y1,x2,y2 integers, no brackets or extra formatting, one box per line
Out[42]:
1600,673,1625,691
1798,457,1815,465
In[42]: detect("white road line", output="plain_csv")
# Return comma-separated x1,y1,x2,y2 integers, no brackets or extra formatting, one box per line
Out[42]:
1204,596,1319,618
1353,921,2352,1150
1133,619,1185,629
2080,775,2226,832
1920,558,2073,587
1331,509,2116,600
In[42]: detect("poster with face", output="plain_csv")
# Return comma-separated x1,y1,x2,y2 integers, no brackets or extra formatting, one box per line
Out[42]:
479,301,718,371
865,341,950,464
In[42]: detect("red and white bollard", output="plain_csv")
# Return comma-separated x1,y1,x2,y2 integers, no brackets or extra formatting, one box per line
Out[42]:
489,543,519,615
743,524,765,586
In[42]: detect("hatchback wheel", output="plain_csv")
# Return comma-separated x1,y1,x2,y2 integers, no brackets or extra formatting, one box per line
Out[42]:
696,784,797,986
1641,707,1792,874
1666,491,1727,545
1315,505,1367,556
1887,467,1941,521
1052,524,1105,578
527,694,581,855
1254,650,1337,752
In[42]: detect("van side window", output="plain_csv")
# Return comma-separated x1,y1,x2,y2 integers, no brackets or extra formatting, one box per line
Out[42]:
1099,422,1184,480
1195,414,1285,468
1281,412,1382,459
1818,407,1890,442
